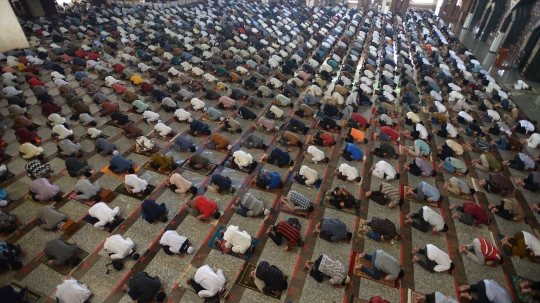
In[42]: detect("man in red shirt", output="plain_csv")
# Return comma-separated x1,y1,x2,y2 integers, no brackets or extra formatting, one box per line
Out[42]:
450,202,490,226
310,131,336,146
100,101,119,116
348,112,369,129
28,78,45,87
266,221,304,252
140,82,154,93
187,196,221,221
377,126,399,142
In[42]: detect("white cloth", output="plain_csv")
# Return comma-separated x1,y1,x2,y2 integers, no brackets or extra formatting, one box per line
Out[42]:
519,120,535,134
52,124,73,139
458,111,473,122
422,206,445,231
487,110,500,121
154,122,172,136
514,80,529,90
526,133,540,148
194,265,226,298
104,235,134,259
524,231,540,256
125,174,148,193
426,244,452,272
338,163,358,181
160,230,188,254
233,150,253,169
48,113,66,126
223,225,252,254
269,105,283,118
191,98,205,110
143,110,160,123
56,278,92,303
416,124,429,139
307,146,325,163
299,165,318,185
373,160,397,180
174,108,191,121
104,76,119,86
87,128,102,138
88,202,120,229
446,123,458,138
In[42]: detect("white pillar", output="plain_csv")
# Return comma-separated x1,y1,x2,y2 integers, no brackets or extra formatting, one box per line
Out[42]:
0,0,29,52
383,0,391,14
463,13,473,28
489,31,505,52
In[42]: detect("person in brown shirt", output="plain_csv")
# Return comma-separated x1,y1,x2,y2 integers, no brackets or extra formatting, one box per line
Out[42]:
123,91,138,103
228,72,242,83
280,131,302,148
179,74,193,84
122,122,142,139
100,101,119,116
333,85,348,96
205,133,231,151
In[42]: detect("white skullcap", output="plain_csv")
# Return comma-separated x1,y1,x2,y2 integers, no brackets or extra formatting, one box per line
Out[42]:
113,150,120,156
188,118,193,122
187,247,194,254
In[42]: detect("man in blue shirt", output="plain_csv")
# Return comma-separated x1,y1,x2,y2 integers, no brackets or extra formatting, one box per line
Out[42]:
261,147,294,168
406,181,442,203
109,153,135,174
254,169,284,190
172,135,196,152
340,143,364,162
313,217,351,243
205,174,236,194
189,119,211,137
141,199,168,224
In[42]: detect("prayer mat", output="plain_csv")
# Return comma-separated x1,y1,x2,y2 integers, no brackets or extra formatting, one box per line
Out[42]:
177,264,198,293
436,182,472,200
407,289,425,303
263,113,287,121
436,166,457,176
99,164,141,179
351,297,369,303
207,226,259,261
491,232,513,257
142,161,175,176
235,263,287,299
316,110,344,120
221,154,259,175
286,173,323,188
279,122,309,135
351,253,398,288
79,133,110,140
398,145,432,161
315,124,341,134
509,274,538,303
66,189,105,207
105,120,124,127
246,175,284,195
113,183,156,201
180,159,217,176
401,185,439,207
0,173,15,185
319,192,360,216
202,144,230,154
0,220,23,239
369,131,399,144
471,177,487,194
25,193,62,205
38,248,89,275
9,280,44,303
147,131,177,141
275,198,314,219
126,145,162,156
357,221,400,248
83,214,125,233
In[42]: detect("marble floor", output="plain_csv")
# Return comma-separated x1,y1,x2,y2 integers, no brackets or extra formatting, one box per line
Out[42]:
1,4,540,303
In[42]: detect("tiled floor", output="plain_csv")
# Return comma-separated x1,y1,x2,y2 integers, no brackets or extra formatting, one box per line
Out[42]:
2,2,540,303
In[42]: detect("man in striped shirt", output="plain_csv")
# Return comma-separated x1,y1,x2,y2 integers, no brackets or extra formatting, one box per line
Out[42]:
365,183,403,209
266,221,304,252
280,190,314,214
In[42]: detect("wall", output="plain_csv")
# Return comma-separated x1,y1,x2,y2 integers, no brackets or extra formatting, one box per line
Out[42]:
0,0,30,52
515,0,540,48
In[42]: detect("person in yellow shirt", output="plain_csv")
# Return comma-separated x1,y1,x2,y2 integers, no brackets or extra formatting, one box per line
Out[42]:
150,152,178,172
130,75,144,85
214,82,228,91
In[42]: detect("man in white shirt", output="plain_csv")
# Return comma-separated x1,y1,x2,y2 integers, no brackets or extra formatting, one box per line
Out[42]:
3,86,23,98
124,174,152,197
304,146,328,164
174,109,192,123
370,160,399,181
191,98,206,111
513,120,535,135
188,265,228,298
412,244,454,273
154,122,173,137
51,124,74,140
104,234,140,260
403,123,431,141
104,76,119,87
215,225,254,257
88,202,122,231
448,90,464,102
56,278,92,303
293,165,319,187
512,80,531,90
522,133,540,148
231,150,255,170
334,163,361,182
142,110,160,123
406,205,448,234
160,230,194,255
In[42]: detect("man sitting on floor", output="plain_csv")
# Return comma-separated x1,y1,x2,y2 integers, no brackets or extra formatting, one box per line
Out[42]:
205,133,232,152
292,165,319,188
124,174,152,197
280,190,314,214
304,254,350,287
95,138,117,155
371,160,400,181
333,163,361,183
215,225,255,258
123,272,166,303
340,143,365,161
188,265,228,299
188,154,213,171
405,205,448,234
187,195,221,222
444,177,475,196
458,237,502,266
230,194,270,218
168,173,198,196
324,187,359,210
260,148,294,168
205,174,236,194
104,234,140,261
230,150,256,171
250,261,288,295
450,202,490,226
88,202,123,231
403,157,437,177
360,217,399,243
160,230,194,257
150,152,177,173
171,135,196,152
74,179,100,201
313,217,352,243
56,278,93,303
265,220,304,252
405,181,443,204
141,199,168,224
109,152,135,174
29,178,62,203
44,238,80,266
412,244,454,273
354,249,404,281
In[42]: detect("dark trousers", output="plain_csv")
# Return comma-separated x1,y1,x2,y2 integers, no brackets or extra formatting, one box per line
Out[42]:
509,155,525,170
515,124,527,134
372,148,385,158
409,160,422,176
494,200,513,220
436,123,448,138
189,278,207,294
456,206,475,225
268,226,283,246
416,247,437,273
342,151,353,161
468,280,488,303
294,174,307,185
369,184,388,206
524,173,539,192
309,255,325,282
411,208,430,232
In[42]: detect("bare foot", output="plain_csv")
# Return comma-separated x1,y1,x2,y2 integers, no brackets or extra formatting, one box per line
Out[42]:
265,226,273,237
412,256,419,263
412,248,419,254
458,285,470,292
122,284,128,292
520,281,531,288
